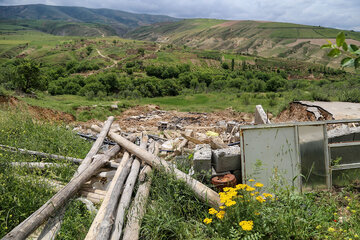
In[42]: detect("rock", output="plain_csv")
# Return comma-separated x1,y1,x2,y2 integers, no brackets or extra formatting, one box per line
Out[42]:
212,146,241,172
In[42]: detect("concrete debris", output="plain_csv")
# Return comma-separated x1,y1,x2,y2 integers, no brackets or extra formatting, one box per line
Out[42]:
212,146,241,173
255,105,270,124
193,144,212,173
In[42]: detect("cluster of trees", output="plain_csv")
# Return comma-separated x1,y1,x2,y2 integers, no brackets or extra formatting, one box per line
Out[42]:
0,58,293,98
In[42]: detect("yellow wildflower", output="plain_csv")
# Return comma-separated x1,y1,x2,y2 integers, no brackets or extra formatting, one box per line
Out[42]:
239,220,254,231
351,210,356,213
203,218,212,224
223,187,232,192
219,206,225,209
254,182,264,187
256,196,266,203
246,186,255,192
208,208,218,215
235,184,247,190
254,212,260,216
354,234,359,238
248,179,255,182
328,227,335,232
346,206,350,210
250,193,255,196
225,200,236,207
263,193,273,198
316,225,321,229
216,211,225,220
334,213,337,216
254,191,259,195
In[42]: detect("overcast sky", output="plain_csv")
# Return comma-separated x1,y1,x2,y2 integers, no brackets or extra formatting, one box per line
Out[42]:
1,0,359,31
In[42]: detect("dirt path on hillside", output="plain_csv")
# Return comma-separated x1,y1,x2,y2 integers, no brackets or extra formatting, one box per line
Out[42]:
73,49,119,77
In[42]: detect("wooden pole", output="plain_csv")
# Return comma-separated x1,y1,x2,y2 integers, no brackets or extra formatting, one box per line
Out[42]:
121,143,158,240
85,152,130,240
37,116,115,240
104,131,221,208
3,145,120,240
122,165,152,240
76,116,115,176
0,144,82,164
110,136,148,240
95,157,133,240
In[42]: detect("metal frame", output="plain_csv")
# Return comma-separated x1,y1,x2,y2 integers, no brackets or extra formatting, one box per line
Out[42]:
240,119,360,190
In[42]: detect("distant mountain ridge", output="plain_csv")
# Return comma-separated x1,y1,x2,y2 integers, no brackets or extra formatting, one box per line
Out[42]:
0,4,179,35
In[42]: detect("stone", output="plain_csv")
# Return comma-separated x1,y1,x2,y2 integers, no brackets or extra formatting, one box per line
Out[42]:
193,144,212,173
110,104,118,110
255,105,270,124
212,146,241,172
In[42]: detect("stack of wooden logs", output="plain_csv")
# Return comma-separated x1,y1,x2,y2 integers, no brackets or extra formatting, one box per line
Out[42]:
2,116,220,240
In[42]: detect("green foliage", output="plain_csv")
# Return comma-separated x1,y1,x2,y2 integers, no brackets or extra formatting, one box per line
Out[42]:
55,200,96,240
322,32,360,69
13,59,44,92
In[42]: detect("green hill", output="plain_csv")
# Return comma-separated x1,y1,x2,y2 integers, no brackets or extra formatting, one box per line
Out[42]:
0,4,179,36
126,19,360,66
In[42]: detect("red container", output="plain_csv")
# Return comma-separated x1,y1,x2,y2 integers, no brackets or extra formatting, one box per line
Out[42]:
211,173,237,192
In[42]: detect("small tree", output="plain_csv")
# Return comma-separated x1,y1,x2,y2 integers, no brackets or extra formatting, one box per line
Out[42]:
13,59,42,92
231,58,235,71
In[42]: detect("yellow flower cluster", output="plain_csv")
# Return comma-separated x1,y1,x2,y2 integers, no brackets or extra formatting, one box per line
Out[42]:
256,196,266,203
203,218,212,224
254,182,264,187
216,210,225,220
239,220,254,231
208,208,218,215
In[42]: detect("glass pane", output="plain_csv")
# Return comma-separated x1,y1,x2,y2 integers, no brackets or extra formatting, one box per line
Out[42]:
242,126,301,190
331,145,360,165
298,125,328,191
332,168,360,187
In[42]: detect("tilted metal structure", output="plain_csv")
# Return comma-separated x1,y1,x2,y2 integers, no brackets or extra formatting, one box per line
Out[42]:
239,119,360,191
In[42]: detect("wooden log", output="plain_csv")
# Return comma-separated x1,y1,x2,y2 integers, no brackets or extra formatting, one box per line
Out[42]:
110,135,148,240
10,162,63,169
38,117,115,240
180,133,204,145
85,152,130,240
3,145,120,240
0,144,82,164
76,116,115,176
95,157,133,240
122,165,153,240
105,131,221,208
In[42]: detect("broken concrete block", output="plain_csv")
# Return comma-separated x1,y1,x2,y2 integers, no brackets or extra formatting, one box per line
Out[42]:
255,105,270,124
193,144,212,173
212,146,241,172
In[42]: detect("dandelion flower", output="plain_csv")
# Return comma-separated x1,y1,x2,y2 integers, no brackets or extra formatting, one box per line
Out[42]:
203,218,212,224
208,208,218,215
263,193,273,199
219,206,225,209
239,220,254,231
328,227,335,232
248,179,255,182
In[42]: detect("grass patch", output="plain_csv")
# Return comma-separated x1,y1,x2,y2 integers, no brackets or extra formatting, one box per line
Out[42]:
0,109,93,238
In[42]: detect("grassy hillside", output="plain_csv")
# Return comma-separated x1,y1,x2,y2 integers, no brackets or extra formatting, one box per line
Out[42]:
126,19,360,67
0,4,179,36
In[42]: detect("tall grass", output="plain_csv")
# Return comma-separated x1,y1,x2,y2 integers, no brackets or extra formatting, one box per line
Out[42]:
0,109,93,238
